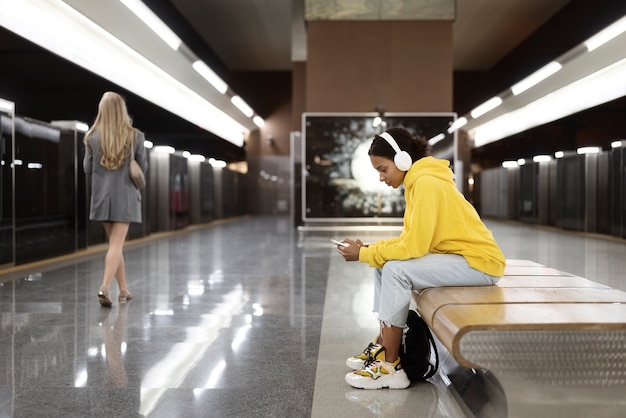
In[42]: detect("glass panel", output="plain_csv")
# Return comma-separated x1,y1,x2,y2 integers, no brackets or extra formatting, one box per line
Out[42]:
0,113,14,266
14,117,76,264
170,154,190,230
556,155,585,231
200,163,214,222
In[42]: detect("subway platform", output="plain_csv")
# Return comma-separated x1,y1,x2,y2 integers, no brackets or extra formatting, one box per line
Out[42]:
1,216,625,417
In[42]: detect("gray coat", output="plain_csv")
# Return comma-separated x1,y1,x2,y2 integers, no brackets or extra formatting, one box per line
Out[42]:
83,130,149,223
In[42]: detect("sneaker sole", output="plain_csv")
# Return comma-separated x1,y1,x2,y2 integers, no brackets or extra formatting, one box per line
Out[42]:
345,372,410,390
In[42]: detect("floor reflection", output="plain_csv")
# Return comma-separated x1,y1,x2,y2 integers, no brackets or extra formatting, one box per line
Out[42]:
100,304,129,387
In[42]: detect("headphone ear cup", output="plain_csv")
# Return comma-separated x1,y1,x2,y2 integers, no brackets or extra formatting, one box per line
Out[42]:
394,150,412,171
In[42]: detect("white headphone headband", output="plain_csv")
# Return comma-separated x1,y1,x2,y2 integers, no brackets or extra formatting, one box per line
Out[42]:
378,131,412,171
378,132,400,153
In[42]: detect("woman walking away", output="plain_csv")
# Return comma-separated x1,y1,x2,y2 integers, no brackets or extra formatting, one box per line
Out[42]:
83,91,148,307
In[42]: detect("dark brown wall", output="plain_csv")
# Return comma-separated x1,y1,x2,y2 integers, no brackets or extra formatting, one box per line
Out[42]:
305,21,453,113
292,62,306,132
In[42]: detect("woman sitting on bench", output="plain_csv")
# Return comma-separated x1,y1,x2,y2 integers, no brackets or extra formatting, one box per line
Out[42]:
335,126,505,390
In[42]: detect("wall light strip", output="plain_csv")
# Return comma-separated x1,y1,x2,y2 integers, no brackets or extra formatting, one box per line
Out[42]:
192,60,228,94
119,0,182,50
231,96,253,117
585,15,626,51
511,61,562,95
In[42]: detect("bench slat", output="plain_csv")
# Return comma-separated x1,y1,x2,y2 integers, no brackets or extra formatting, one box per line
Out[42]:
504,259,545,267
503,265,572,276
495,276,609,288
417,287,626,325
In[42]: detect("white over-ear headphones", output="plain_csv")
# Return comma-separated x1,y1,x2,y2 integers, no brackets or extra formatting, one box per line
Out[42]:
378,131,412,171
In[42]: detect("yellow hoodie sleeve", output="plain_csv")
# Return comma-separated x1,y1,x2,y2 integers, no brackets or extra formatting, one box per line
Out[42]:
359,176,438,268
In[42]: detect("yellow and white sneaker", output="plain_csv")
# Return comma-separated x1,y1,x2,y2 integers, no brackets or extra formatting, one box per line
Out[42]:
346,339,380,370
345,346,410,390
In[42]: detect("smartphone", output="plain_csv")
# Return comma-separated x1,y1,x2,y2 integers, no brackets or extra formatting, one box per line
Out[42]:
330,239,349,247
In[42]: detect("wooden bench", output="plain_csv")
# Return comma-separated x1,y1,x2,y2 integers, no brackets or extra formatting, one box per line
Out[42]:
412,259,626,415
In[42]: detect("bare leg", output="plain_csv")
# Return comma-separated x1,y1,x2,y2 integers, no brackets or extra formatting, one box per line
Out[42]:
380,323,403,362
101,221,130,293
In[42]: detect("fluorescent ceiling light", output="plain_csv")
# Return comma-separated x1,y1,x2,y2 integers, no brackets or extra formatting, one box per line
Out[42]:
192,60,228,94
555,151,564,158
187,154,205,162
209,158,227,168
470,97,502,118
252,116,265,127
154,145,175,154
75,122,89,132
585,15,626,51
428,133,445,145
502,161,518,168
231,96,253,117
577,146,600,154
119,0,182,50
611,140,625,148
511,61,562,96
144,140,154,148
447,117,467,133
1,0,248,146
517,158,526,165
532,155,551,162
0,98,14,113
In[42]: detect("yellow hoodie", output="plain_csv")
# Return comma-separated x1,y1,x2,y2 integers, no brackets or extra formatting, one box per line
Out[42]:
359,156,506,277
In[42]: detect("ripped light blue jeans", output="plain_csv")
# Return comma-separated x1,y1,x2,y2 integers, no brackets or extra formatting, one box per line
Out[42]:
373,253,500,328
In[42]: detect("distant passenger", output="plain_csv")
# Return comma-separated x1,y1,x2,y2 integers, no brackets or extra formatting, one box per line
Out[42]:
335,126,505,389
83,91,148,307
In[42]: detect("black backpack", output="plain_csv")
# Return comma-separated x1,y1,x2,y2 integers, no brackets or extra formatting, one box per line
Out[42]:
401,309,439,381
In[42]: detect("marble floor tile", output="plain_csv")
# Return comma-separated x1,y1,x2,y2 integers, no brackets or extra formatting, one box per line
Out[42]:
1,216,625,417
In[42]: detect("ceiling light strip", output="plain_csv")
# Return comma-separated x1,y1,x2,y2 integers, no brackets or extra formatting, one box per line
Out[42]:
585,15,626,51
0,0,248,146
472,57,626,147
119,0,182,50
231,96,254,117
470,96,502,118
511,61,562,96
192,60,228,94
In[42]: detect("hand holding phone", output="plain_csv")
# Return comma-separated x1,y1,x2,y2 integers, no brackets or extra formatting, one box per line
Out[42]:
330,239,349,247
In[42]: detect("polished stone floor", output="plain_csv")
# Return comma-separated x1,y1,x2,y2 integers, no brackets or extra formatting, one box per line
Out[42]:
0,216,625,417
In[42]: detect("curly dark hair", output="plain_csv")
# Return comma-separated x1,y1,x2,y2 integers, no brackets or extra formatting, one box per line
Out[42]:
368,127,430,164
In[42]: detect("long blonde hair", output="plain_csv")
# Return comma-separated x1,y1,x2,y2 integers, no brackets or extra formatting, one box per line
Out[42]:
84,91,136,170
